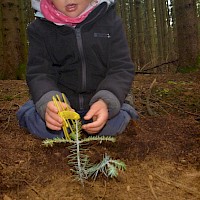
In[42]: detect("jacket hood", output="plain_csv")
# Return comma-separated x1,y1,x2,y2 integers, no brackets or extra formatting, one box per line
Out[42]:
31,0,41,12
31,0,115,17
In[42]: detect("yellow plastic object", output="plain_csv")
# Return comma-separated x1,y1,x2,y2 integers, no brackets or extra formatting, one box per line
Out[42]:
52,94,80,140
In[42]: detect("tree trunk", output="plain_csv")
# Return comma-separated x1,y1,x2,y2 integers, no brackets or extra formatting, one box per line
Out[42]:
174,0,200,72
0,0,33,79
154,0,163,65
0,3,3,77
1,0,21,79
17,0,28,79
144,0,157,67
134,0,145,68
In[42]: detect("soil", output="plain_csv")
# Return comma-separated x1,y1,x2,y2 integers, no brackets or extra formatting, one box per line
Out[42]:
0,72,200,200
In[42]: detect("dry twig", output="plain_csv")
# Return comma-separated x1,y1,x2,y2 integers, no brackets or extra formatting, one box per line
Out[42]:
154,173,200,197
3,115,11,131
146,78,157,116
23,179,47,200
148,179,158,200
154,97,200,117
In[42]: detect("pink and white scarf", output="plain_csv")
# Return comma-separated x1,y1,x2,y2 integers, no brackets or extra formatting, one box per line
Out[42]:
40,0,98,26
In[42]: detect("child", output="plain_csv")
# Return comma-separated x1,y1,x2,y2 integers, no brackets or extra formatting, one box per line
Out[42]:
17,0,138,139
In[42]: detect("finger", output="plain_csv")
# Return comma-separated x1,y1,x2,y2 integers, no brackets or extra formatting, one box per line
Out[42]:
84,108,96,120
45,112,63,127
83,125,104,134
46,121,62,131
46,107,63,122
82,121,105,133
82,112,107,130
60,102,70,110
47,101,59,113
48,101,69,113
82,120,102,129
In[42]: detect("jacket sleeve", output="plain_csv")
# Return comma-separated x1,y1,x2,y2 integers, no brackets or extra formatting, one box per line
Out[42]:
26,20,60,104
95,15,134,106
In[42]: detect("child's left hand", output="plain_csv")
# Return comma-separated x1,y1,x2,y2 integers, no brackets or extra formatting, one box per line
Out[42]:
82,99,108,134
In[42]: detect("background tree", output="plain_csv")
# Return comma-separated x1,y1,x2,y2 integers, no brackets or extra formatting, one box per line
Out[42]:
118,0,200,73
0,0,33,79
0,0,200,79
174,0,199,72
134,0,145,68
144,0,157,67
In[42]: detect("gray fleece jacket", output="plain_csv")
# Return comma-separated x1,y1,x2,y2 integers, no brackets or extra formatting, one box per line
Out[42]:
28,0,134,120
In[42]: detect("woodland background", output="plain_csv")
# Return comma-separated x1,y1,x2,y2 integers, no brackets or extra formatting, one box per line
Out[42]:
0,0,200,79
0,1,200,199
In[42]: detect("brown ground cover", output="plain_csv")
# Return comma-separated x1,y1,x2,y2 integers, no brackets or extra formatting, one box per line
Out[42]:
0,72,200,200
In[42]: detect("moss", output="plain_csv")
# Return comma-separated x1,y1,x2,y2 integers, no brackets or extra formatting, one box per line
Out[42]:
16,63,26,80
177,55,200,73
196,54,200,65
153,80,200,114
0,72,4,80
177,64,199,73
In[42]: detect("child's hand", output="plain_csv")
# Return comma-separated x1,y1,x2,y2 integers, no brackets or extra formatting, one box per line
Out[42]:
45,101,67,131
82,99,108,134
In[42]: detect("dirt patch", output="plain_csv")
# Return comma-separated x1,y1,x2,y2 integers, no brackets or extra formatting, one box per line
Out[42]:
0,72,200,200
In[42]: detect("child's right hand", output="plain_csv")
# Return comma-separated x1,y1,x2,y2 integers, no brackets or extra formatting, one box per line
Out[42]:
45,101,67,131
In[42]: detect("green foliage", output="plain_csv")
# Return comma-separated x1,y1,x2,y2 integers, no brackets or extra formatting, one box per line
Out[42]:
4,95,14,101
43,120,126,184
153,78,200,114
195,54,200,65
156,80,194,97
16,63,26,80
177,65,199,73
42,137,72,147
177,55,200,73
0,73,4,80
156,88,170,97
167,80,193,85
86,154,126,179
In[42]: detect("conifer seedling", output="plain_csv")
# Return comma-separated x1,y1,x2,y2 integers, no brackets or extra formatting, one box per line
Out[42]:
42,94,126,184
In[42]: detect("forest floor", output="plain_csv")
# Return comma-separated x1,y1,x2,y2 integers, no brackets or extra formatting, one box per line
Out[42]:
0,72,200,200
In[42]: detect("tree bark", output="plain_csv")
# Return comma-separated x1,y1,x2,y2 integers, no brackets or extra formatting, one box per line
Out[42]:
0,3,3,78
1,0,22,79
174,0,200,72
134,0,146,68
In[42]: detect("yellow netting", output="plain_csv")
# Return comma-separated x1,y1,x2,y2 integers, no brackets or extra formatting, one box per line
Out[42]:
52,93,80,140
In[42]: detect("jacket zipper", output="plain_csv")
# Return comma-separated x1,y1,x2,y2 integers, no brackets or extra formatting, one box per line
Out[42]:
74,4,108,110
75,28,86,110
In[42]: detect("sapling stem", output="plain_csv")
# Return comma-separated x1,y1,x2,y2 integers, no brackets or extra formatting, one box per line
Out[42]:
75,120,84,183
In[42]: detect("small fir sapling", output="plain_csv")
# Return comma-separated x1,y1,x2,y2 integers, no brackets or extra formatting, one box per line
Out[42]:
42,95,126,183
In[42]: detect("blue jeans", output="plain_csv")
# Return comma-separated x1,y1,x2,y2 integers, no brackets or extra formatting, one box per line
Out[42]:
16,100,138,139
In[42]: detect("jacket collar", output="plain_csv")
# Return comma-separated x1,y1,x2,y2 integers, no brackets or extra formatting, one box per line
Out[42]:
31,0,115,18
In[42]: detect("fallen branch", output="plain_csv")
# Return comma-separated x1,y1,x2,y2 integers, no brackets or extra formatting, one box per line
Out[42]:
138,60,178,72
135,71,159,74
